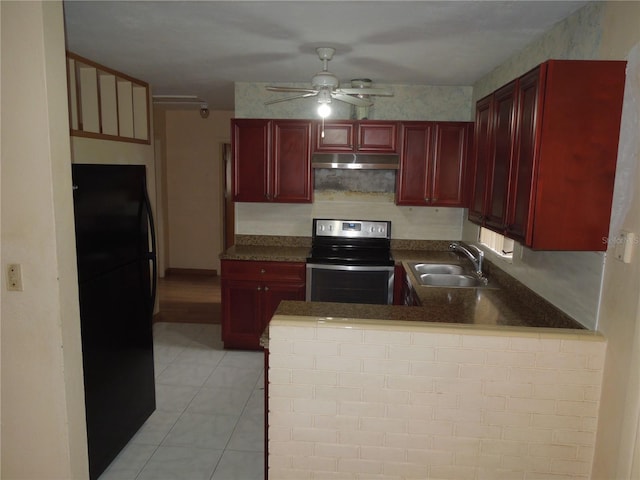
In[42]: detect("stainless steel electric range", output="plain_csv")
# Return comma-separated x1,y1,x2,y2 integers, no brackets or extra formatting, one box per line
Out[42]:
306,219,394,305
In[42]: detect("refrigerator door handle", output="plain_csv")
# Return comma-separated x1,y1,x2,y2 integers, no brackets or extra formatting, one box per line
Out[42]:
143,187,158,311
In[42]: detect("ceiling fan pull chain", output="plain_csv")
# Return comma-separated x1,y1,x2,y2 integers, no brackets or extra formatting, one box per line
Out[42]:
321,117,325,138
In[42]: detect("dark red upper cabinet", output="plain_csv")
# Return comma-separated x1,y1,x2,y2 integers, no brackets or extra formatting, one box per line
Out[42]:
232,119,312,203
468,96,493,223
396,121,470,207
357,121,398,152
396,122,433,205
431,122,471,207
469,60,626,251
314,120,398,153
313,121,354,152
484,80,517,231
271,120,312,202
232,119,270,203
515,60,626,251
505,67,540,243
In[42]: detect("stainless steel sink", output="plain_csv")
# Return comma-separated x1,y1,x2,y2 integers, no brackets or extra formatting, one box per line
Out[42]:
418,273,484,287
407,261,496,289
411,263,464,275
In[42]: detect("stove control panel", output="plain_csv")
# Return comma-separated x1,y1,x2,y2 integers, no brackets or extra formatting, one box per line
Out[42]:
313,219,391,239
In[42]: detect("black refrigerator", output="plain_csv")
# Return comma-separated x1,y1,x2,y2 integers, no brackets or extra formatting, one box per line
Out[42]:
72,163,157,480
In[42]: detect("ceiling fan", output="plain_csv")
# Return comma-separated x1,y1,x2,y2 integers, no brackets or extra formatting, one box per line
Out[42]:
265,47,393,117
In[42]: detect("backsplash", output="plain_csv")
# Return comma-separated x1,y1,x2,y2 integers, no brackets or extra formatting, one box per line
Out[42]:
235,195,464,240
314,169,396,194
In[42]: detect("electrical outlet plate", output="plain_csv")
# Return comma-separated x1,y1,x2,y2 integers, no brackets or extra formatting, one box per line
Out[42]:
7,263,23,291
614,231,636,264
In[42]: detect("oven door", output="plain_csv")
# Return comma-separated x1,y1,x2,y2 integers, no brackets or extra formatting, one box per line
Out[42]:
306,263,395,305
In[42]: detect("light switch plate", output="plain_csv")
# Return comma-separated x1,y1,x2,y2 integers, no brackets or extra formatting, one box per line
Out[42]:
614,231,635,264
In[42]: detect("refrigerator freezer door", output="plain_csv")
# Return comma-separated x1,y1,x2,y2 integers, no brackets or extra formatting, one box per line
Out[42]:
72,164,150,283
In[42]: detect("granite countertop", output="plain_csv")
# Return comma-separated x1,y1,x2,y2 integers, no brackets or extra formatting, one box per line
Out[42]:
219,244,310,262
222,239,586,331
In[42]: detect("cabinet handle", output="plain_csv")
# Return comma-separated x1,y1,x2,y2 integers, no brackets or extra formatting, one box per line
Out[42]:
260,269,266,274
433,197,438,202
264,286,269,292
257,286,262,291
425,197,430,203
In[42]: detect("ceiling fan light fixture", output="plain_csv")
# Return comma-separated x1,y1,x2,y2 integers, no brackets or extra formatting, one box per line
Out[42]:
317,103,331,118
317,89,332,118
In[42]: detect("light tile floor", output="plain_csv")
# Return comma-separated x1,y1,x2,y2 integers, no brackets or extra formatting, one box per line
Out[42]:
99,322,265,480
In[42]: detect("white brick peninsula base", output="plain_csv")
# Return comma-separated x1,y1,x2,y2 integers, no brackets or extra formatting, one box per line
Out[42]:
267,314,606,480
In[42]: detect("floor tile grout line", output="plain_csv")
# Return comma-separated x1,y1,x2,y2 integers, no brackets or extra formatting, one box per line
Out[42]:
100,321,266,479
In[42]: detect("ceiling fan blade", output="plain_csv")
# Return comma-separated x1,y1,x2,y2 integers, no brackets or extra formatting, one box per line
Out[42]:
332,93,373,107
266,86,318,94
264,92,318,105
338,88,394,96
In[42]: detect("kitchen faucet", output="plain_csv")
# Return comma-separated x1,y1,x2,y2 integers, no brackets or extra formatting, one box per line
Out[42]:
449,242,485,279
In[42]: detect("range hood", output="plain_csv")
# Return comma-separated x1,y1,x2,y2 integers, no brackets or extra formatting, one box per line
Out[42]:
312,153,399,170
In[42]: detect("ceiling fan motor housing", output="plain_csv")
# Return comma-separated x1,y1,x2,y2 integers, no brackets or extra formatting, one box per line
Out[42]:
312,71,339,89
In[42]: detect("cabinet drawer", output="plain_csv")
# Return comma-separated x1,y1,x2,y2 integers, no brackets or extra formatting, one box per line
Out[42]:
221,260,306,282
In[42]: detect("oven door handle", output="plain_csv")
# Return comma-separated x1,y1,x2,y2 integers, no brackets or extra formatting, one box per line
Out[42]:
305,263,395,272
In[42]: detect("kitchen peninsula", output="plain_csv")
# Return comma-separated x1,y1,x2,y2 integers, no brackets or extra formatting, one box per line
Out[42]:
222,237,606,479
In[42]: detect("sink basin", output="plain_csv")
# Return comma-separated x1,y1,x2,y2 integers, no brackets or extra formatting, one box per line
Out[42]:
411,263,464,275
418,273,484,287
407,261,496,289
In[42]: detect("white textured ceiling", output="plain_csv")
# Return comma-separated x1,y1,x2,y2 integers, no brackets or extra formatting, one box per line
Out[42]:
63,1,588,110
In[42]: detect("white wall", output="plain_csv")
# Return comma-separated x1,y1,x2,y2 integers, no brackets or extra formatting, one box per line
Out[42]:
159,109,233,273
1,2,89,477
592,3,640,478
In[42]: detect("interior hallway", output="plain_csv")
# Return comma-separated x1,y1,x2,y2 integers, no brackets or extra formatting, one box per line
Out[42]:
154,272,221,324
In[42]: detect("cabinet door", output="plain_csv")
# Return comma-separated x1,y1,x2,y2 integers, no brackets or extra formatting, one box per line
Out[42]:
396,122,433,205
357,122,398,152
314,121,354,152
506,67,541,243
468,95,493,223
221,278,263,349
530,60,625,251
431,122,470,207
484,81,517,231
272,120,312,203
262,282,306,332
232,119,270,202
